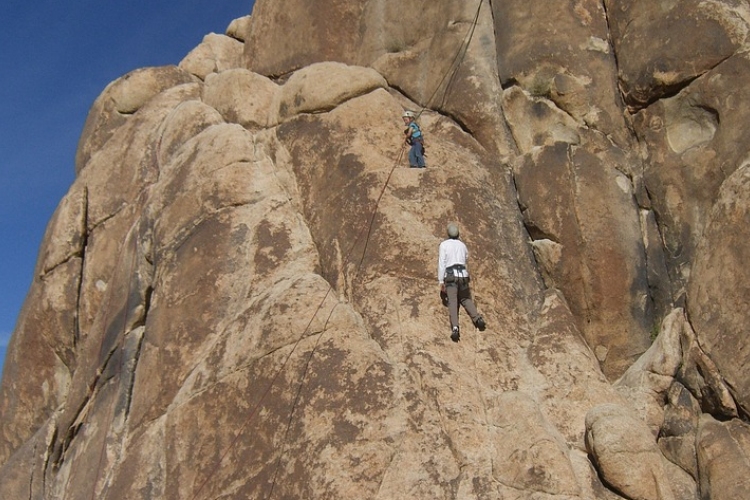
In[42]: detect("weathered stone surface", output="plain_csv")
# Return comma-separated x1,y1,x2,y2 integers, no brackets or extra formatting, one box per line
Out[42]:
640,208,674,320
5,1,750,498
154,98,225,168
697,415,750,499
38,182,87,275
75,66,196,172
661,457,700,500
635,53,750,298
0,179,92,461
502,86,582,154
688,162,750,418
226,15,252,42
528,290,628,446
202,68,278,129
0,258,78,462
179,33,244,79
615,308,685,434
677,326,738,420
244,0,515,159
688,164,750,416
605,0,740,109
0,419,56,499
586,404,675,500
659,382,701,480
514,138,651,379
493,0,630,147
277,62,387,120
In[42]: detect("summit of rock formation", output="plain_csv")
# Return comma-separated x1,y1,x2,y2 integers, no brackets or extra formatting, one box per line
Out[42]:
2,1,750,498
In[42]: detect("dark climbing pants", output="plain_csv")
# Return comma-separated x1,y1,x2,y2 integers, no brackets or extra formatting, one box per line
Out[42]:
445,279,481,329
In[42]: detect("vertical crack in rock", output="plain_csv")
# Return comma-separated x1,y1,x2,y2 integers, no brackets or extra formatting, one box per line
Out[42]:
52,229,149,470
42,424,57,494
53,373,102,469
74,187,90,349
27,441,35,499
600,0,624,107
566,145,595,331
122,292,150,425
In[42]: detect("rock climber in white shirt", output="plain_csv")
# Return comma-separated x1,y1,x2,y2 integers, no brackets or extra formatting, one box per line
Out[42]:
438,223,486,342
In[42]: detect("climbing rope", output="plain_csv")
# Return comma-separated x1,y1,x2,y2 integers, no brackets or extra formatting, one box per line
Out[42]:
419,0,486,118
264,146,407,498
190,147,407,499
264,0,487,482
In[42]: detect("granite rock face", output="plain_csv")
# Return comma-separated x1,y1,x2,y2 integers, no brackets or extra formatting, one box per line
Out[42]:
2,1,750,499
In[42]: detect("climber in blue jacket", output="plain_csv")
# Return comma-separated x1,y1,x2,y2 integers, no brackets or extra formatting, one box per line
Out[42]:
402,110,426,168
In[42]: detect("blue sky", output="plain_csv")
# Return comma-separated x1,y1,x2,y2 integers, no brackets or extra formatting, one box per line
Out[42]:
0,1,255,379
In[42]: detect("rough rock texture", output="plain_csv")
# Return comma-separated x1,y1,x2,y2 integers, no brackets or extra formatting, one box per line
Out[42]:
585,404,675,500
3,1,750,499
688,163,750,417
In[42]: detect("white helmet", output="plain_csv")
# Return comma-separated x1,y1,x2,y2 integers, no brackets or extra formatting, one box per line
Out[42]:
402,110,416,118
447,223,459,239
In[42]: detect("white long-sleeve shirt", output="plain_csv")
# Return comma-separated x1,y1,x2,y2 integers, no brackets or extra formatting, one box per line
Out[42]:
438,238,470,284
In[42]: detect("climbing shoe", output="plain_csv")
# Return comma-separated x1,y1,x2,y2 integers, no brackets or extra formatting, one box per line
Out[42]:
474,316,486,331
451,326,460,342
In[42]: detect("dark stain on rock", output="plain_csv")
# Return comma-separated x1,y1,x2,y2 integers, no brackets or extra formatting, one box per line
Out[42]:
337,152,366,180
254,219,293,271
528,332,566,367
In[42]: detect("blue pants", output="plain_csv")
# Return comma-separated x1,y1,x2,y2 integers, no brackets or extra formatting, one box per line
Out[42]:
409,140,425,168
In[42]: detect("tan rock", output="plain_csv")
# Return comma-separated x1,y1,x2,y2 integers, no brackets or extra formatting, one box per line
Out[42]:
277,62,387,120
677,327,738,420
514,139,652,379
528,290,627,446
635,54,750,296
688,162,750,417
585,403,675,500
154,98,224,168
492,0,630,146
640,208,674,321
202,68,278,129
0,419,56,499
226,15,252,42
697,415,750,499
659,382,700,479
605,0,740,109
81,83,202,226
661,457,700,500
75,66,196,172
530,239,564,289
489,392,582,497
38,181,87,276
245,0,515,158
615,308,686,434
502,86,582,153
179,33,244,79
0,259,78,464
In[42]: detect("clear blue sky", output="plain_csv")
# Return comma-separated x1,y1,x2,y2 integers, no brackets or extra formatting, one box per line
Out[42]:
0,1,255,378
